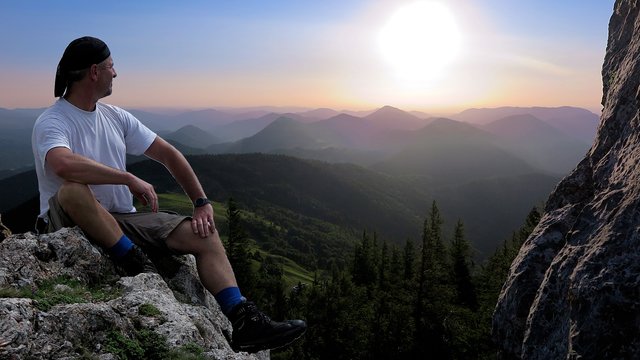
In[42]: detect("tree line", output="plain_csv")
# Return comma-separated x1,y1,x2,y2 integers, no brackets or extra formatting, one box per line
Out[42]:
224,198,541,359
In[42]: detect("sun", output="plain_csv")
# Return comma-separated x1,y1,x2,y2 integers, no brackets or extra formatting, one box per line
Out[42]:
378,1,462,83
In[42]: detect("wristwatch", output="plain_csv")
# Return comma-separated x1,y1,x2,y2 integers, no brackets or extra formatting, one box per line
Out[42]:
194,197,211,207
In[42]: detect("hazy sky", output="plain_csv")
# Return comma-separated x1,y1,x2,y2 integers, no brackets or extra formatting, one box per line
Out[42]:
0,0,614,114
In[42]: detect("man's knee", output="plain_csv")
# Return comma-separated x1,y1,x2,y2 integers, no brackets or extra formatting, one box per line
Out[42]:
57,182,95,209
193,232,226,254
168,226,226,256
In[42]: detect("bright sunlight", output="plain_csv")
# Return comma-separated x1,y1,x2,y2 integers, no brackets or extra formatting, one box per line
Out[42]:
378,1,462,83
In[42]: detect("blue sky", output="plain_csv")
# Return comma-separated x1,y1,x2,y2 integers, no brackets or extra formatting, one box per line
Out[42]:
0,0,615,114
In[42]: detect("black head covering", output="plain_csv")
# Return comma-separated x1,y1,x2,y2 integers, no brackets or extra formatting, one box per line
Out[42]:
54,36,111,97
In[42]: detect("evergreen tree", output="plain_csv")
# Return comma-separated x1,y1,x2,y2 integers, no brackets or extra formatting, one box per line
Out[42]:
372,241,415,359
415,216,429,351
352,230,377,287
378,239,390,290
517,206,542,249
306,269,372,360
450,219,478,310
257,256,288,319
389,246,403,281
414,201,451,358
403,239,416,282
371,231,380,283
226,197,257,296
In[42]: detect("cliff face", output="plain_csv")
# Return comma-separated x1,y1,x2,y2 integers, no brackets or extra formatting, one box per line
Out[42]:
493,1,640,359
0,227,267,360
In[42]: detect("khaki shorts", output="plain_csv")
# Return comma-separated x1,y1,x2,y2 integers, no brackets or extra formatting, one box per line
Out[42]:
37,192,190,252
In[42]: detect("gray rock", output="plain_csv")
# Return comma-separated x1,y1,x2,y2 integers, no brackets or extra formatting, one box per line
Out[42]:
0,227,268,359
493,1,640,359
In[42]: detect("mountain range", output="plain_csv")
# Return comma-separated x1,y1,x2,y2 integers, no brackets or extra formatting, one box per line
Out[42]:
195,106,594,179
0,104,597,172
0,104,599,258
451,105,599,144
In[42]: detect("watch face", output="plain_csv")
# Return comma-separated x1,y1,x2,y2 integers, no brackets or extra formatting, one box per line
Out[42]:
195,198,209,207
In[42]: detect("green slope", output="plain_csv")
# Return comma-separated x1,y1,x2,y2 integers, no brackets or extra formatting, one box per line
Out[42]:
141,192,316,287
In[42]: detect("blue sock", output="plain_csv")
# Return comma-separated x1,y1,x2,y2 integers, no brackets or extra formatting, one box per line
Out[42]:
108,234,134,259
215,287,246,315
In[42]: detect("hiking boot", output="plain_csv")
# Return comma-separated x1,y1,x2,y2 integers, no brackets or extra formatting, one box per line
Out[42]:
114,245,157,276
229,301,307,353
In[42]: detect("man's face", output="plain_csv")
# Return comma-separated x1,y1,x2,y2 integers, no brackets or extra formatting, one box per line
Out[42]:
97,56,117,98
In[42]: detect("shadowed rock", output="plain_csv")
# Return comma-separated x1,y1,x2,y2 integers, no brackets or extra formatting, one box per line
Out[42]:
493,1,640,359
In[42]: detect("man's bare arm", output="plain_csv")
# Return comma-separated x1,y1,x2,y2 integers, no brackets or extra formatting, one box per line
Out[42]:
46,147,158,211
144,137,214,237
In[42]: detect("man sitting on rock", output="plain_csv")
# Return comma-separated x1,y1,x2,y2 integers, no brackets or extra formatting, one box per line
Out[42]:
31,36,306,353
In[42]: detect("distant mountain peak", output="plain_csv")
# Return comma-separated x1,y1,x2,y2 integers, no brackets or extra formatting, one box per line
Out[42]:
324,113,362,122
365,106,425,130
297,108,341,120
370,105,407,115
164,124,219,149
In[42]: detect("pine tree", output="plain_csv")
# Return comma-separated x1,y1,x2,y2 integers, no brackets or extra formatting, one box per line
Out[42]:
415,215,429,350
403,239,416,282
517,206,542,249
450,219,478,310
257,256,288,319
414,201,451,358
372,241,415,359
352,230,377,287
226,197,257,296
389,246,403,281
378,239,390,290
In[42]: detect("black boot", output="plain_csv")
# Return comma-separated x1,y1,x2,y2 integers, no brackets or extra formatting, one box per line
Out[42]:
228,301,307,353
114,245,157,276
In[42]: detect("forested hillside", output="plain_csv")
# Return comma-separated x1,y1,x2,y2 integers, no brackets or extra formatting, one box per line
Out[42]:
219,197,541,359
128,153,556,257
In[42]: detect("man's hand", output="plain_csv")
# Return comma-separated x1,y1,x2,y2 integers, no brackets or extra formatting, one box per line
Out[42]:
127,175,158,213
192,203,215,238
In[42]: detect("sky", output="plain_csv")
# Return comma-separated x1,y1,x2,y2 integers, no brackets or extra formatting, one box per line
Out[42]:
0,0,614,115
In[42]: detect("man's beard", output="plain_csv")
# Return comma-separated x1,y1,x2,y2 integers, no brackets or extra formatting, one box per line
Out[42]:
102,84,113,98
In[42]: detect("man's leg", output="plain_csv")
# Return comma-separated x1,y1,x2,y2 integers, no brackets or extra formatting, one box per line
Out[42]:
165,221,237,294
56,181,122,248
165,220,306,353
56,181,155,274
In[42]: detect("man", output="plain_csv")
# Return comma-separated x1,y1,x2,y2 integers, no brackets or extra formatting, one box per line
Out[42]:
31,36,306,353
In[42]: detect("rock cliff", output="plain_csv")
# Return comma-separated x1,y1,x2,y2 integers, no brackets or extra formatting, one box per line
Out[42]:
0,227,268,360
493,1,640,359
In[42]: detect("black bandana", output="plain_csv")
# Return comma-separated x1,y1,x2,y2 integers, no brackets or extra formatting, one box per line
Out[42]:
54,36,111,97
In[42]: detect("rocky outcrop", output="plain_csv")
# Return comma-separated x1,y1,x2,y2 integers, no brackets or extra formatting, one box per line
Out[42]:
0,227,268,360
493,1,640,359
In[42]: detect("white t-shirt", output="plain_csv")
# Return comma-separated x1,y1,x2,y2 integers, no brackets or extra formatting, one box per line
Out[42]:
32,98,157,217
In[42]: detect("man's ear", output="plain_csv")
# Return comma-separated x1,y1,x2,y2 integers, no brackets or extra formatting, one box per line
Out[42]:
89,64,100,81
